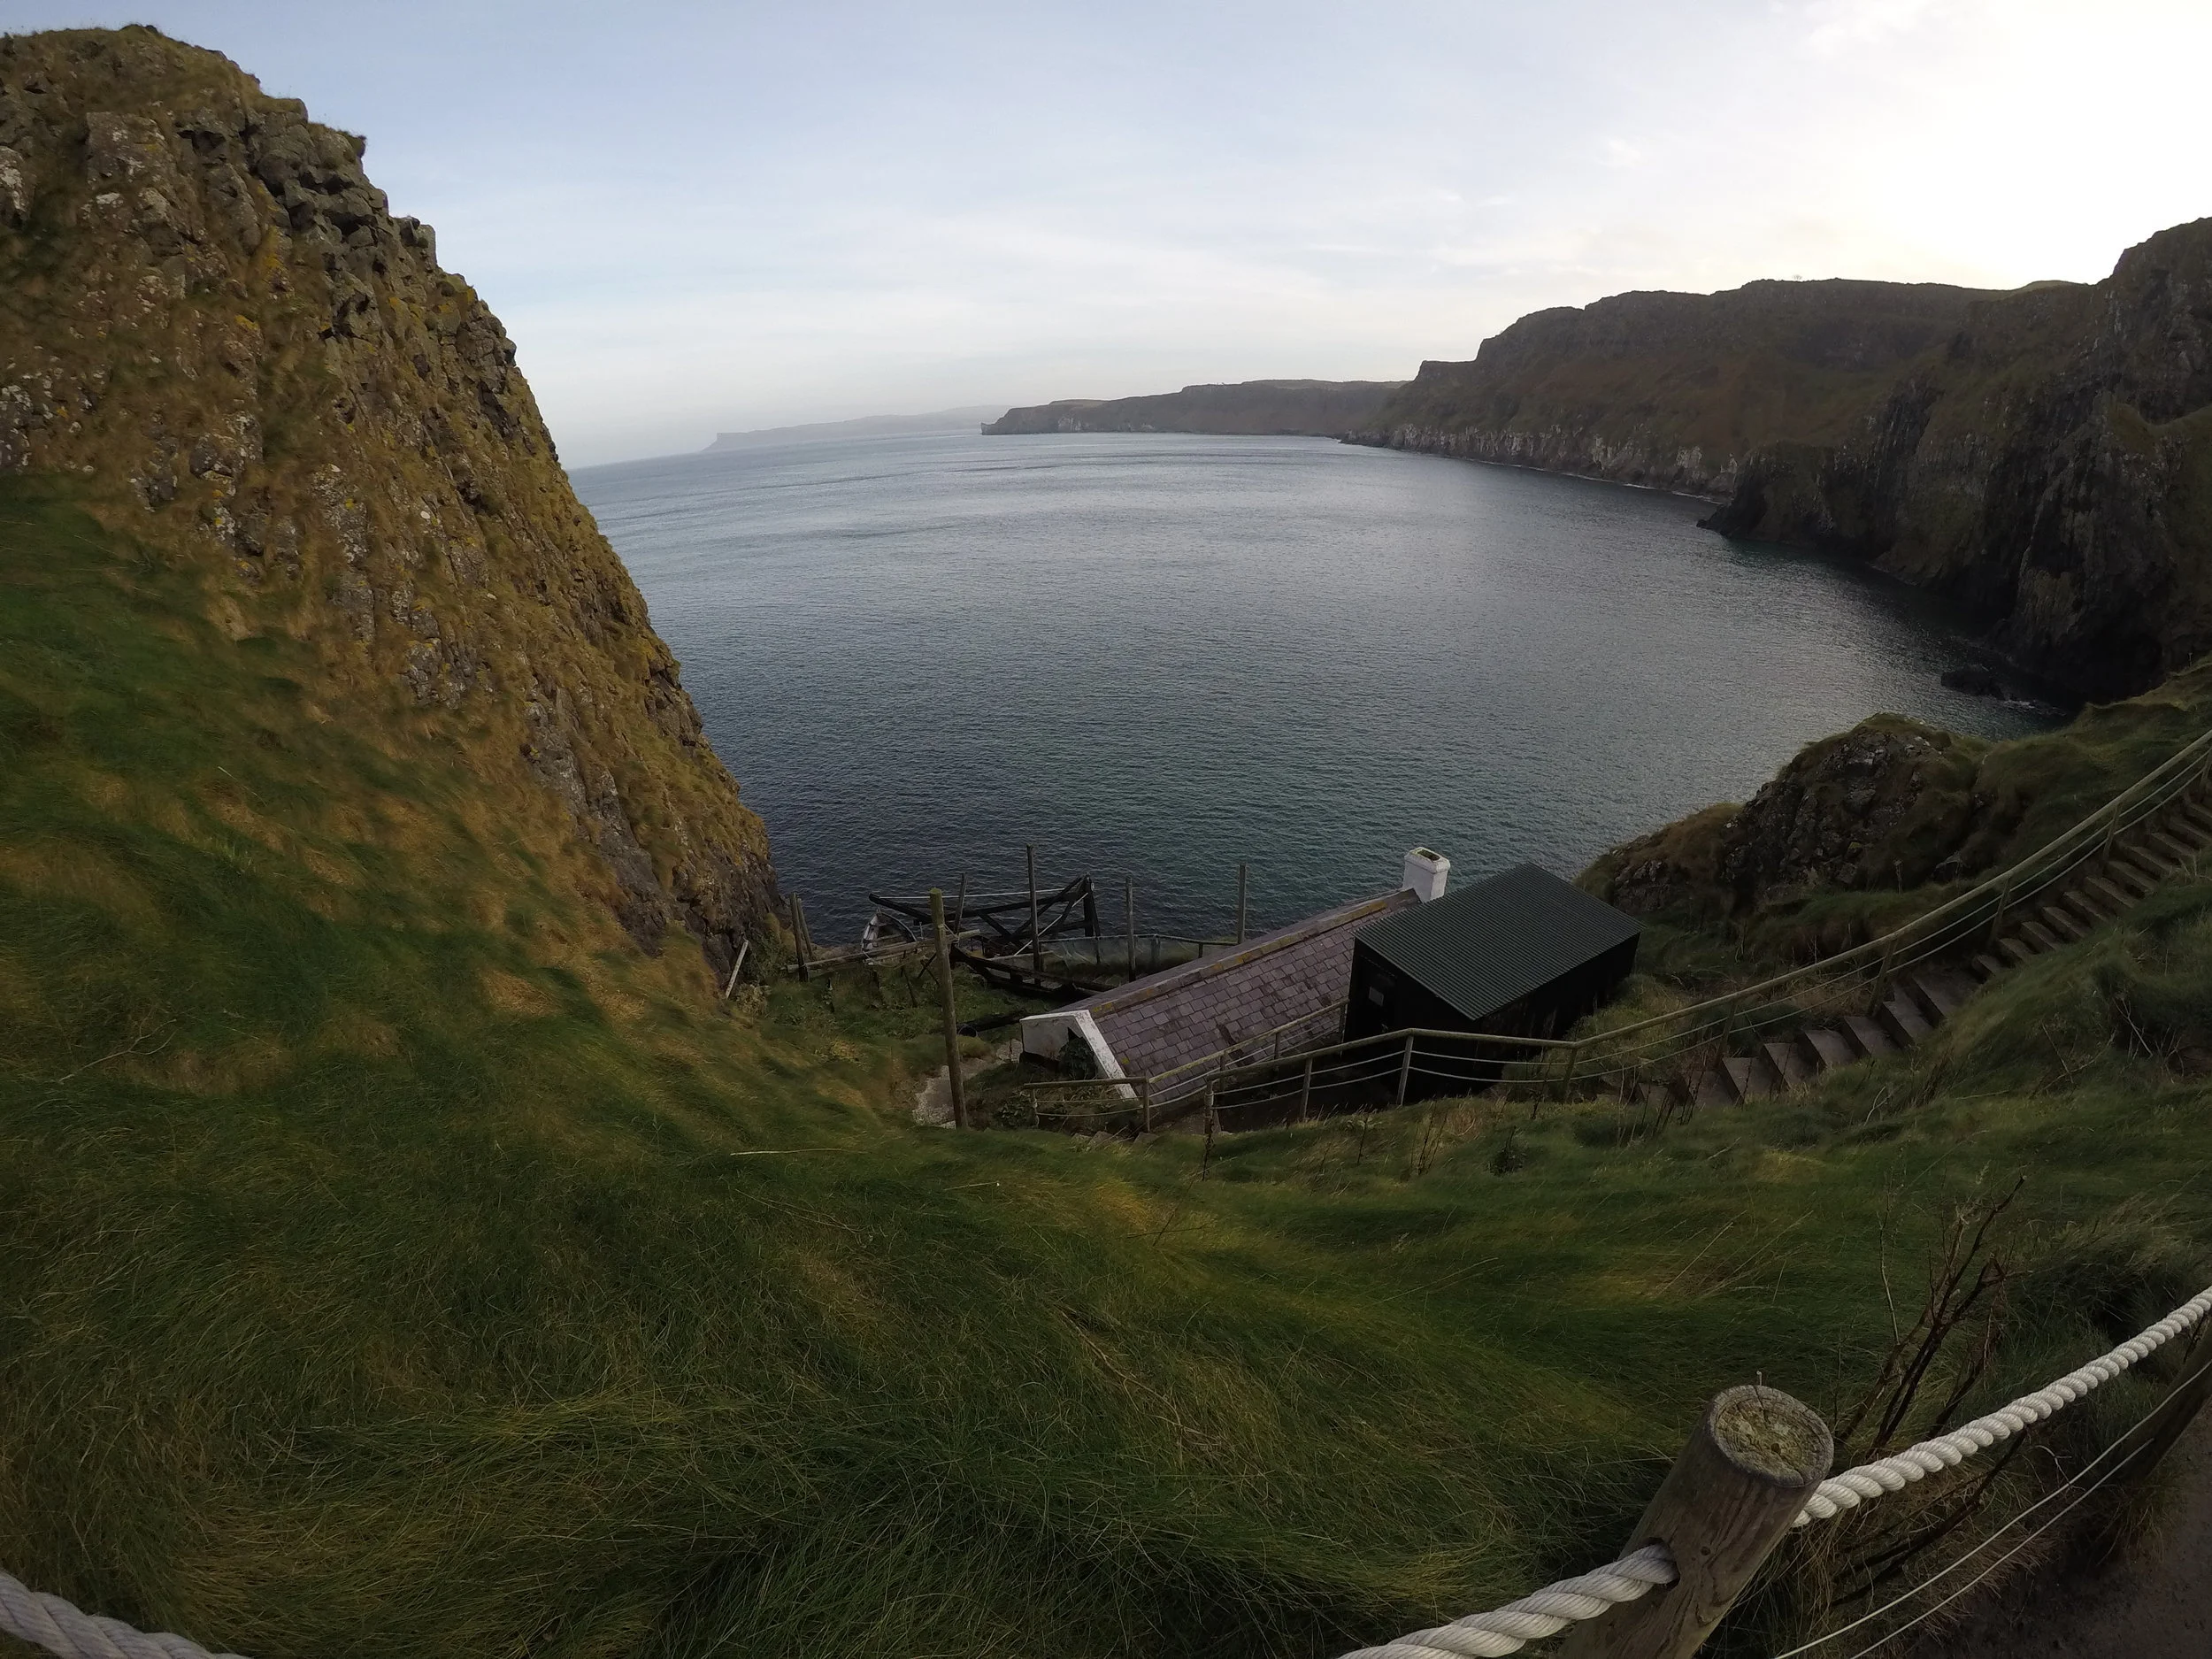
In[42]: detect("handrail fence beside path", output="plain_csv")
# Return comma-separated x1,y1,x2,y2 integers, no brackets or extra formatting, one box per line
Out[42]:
1022,721,2212,1126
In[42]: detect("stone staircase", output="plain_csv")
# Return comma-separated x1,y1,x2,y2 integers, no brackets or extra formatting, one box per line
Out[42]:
1678,793,2212,1109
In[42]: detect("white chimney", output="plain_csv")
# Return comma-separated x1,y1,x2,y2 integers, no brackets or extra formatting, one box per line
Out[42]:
1402,847,1450,902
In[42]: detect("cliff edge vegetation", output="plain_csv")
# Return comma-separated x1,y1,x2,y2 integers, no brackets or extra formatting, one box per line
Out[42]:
4,27,2212,1659
1359,224,2212,703
0,23,775,983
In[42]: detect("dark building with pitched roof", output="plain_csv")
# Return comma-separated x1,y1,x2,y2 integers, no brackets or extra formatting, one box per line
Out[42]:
1347,864,1640,1052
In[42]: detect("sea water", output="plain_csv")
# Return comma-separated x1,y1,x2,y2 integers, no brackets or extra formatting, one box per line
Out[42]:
573,431,2054,940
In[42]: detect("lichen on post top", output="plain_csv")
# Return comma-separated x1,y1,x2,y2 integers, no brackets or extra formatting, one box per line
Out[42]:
0,24,776,985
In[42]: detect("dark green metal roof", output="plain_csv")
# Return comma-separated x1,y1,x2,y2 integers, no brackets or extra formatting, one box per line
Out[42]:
1354,864,1640,1025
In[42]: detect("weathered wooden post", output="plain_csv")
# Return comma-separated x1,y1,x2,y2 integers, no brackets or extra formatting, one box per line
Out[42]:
1990,876,2013,941
1556,1385,1832,1659
1714,993,1740,1061
1235,861,1248,946
1201,1085,1217,1177
788,895,813,981
1299,1056,1314,1120
1026,843,1045,981
1554,1041,1583,1102
1140,1075,1153,1134
953,872,968,931
1082,878,1100,942
931,887,968,1130
1395,1033,1415,1108
1868,934,1900,1016
1125,874,1137,982
2091,1352,2212,1559
720,938,750,1001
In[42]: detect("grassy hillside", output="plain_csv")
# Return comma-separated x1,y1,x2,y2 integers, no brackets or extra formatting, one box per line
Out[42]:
6,475,2212,1659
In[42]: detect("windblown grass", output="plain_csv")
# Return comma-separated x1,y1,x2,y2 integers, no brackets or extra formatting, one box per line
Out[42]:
4,478,2210,1659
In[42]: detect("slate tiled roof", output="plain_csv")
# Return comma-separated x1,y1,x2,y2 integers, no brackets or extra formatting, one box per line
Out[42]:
1071,889,1418,1082
1356,864,1640,1025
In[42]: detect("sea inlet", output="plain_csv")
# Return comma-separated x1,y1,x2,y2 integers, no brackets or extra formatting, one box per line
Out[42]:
574,431,2054,941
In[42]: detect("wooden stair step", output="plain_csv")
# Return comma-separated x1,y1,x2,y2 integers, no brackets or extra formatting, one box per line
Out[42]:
1765,1040,1816,1090
2085,875,2135,913
1842,1015,1898,1058
1723,1055,1778,1102
1799,1027,1858,1072
2177,802,2212,840
1909,969,1976,1022
1970,953,2007,981
1880,994,1935,1048
1693,1067,1738,1110
2104,861,2159,899
2058,889,2110,927
2121,845,2177,879
2164,813,2210,849
1999,935,2038,969
2038,904,2088,944
2147,831,2198,866
2020,918,2064,954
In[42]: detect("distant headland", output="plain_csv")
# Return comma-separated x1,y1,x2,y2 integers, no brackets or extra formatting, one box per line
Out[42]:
983,379,1403,437
705,406,1003,450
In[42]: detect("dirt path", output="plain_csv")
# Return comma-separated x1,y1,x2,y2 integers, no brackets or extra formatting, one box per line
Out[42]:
1904,1410,2212,1657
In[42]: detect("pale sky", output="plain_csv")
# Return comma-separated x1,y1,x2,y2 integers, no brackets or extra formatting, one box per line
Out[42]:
12,1,2210,464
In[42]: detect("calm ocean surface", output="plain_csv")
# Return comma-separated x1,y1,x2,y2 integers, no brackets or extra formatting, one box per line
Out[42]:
573,432,2054,940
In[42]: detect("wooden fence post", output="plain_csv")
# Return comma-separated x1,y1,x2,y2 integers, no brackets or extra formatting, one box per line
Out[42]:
1300,1056,1314,1120
720,938,750,1001
1555,1041,1582,1102
1141,1076,1153,1134
1235,861,1248,946
1395,1033,1415,1108
953,872,968,931
1026,844,1045,981
1868,937,1898,1016
1202,1087,1217,1177
931,888,967,1131
1556,1384,1832,1659
2090,1350,2212,1561
1125,875,1137,982
789,895,813,981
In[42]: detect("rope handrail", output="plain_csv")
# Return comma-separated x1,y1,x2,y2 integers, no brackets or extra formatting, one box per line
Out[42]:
1133,723,2212,1110
0,1569,239,1659
15,1293,2205,1659
1335,1542,1678,1659
1334,1278,2212,1659
1793,1279,2212,1525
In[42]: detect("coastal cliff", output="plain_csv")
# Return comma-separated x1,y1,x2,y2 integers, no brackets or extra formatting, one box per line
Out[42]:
1708,221,2212,701
1356,224,2212,702
1357,280,1986,498
985,378,1402,437
0,26,775,979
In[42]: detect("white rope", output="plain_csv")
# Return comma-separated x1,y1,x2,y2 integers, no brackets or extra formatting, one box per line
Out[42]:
1771,1353,2212,1657
1793,1281,2212,1526
0,1569,241,1659
1335,1541,1676,1659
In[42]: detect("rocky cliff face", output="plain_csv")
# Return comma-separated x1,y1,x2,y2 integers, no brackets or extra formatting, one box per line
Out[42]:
985,379,1403,437
1709,221,2212,701
1360,227,2212,703
0,27,774,979
1590,716,1984,921
1356,280,1987,498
